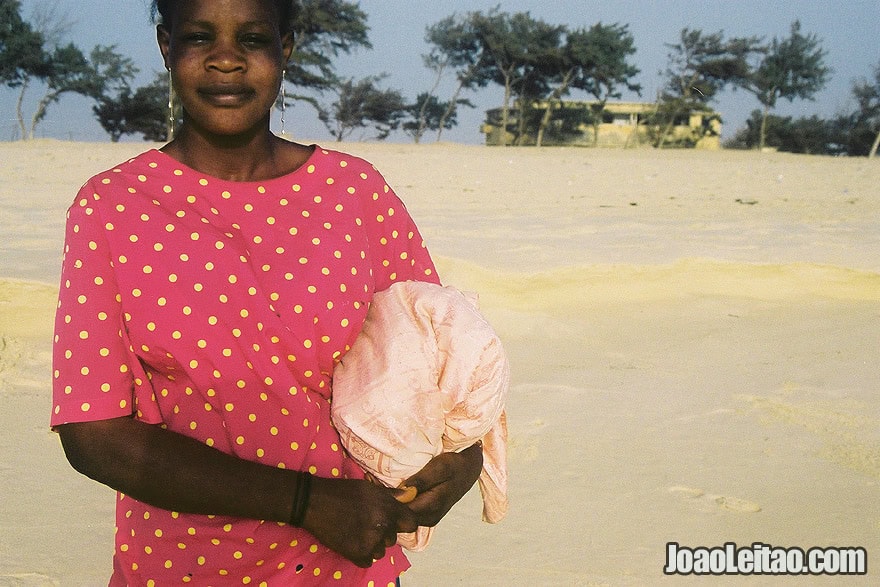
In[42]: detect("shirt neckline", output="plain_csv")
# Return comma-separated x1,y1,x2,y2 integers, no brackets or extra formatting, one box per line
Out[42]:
144,145,323,186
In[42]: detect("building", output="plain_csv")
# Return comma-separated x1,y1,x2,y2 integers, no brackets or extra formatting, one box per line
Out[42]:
481,100,722,149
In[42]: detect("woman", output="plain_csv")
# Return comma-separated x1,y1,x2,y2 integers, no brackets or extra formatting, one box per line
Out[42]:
51,0,482,584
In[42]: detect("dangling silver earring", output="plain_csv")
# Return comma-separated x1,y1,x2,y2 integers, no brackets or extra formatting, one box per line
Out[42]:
279,73,287,137
167,68,176,140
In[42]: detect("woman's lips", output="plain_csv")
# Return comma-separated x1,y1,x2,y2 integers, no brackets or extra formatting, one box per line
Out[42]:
198,84,254,106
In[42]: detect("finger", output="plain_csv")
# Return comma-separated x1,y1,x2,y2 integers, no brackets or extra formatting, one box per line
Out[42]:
404,487,448,528
394,503,419,534
403,457,453,494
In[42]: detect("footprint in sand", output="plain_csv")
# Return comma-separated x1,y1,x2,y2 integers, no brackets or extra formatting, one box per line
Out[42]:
668,486,761,513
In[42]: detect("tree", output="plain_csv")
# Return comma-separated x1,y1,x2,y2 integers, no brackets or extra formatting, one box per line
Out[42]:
319,76,407,142
283,0,371,118
402,92,472,142
17,44,137,140
0,0,45,88
419,13,492,142
654,28,761,148
743,21,830,150
535,23,641,147
851,60,880,158
474,10,564,145
3,0,137,139
95,71,172,142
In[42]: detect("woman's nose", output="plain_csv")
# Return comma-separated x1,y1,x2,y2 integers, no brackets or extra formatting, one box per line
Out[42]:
207,40,246,73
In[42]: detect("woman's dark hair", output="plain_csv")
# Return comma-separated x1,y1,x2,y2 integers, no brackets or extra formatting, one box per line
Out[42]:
151,0,298,34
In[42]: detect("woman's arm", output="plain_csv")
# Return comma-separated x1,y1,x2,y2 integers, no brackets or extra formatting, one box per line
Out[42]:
57,417,417,567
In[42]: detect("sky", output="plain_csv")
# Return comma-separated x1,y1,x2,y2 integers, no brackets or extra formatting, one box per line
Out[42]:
3,0,879,144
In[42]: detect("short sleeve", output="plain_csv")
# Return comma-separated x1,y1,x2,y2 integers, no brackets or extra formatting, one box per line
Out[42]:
361,173,439,291
51,183,140,427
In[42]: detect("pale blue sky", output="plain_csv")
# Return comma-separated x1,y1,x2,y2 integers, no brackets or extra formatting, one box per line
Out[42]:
4,0,879,143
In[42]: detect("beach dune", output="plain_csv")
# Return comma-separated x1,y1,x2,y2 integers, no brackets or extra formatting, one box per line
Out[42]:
1,140,878,585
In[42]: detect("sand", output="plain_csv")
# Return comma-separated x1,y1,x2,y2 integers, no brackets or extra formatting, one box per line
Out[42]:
1,139,878,586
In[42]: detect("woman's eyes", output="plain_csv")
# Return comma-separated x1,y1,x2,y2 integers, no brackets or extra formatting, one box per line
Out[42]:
182,32,211,43
240,34,272,47
179,32,272,48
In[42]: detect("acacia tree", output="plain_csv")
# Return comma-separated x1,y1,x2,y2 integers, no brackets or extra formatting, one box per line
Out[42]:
403,92,471,143
2,0,137,139
415,13,492,142
94,71,173,142
535,22,640,147
743,21,830,150
474,9,563,146
319,76,407,141
654,28,761,148
0,0,45,89
283,0,371,119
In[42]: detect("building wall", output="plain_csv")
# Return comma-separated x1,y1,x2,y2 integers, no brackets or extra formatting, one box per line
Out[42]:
481,101,722,149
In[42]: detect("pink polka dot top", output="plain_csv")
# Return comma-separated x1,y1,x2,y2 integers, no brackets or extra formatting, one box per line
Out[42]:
51,146,439,585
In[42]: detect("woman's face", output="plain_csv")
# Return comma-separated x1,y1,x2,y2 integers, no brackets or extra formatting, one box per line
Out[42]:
157,0,292,139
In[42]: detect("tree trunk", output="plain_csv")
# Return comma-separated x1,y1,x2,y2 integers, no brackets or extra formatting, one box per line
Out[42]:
414,65,445,144
499,78,513,147
656,113,679,149
536,103,552,147
30,94,55,140
16,79,30,140
869,128,880,159
436,79,464,143
759,103,770,151
536,72,573,148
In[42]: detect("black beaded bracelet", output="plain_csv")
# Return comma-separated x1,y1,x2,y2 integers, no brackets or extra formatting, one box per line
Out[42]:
289,472,312,527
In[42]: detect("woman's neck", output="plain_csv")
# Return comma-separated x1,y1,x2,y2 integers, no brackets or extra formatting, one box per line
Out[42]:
161,124,307,182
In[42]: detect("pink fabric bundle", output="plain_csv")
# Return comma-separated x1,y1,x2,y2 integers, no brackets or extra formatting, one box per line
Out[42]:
331,281,509,551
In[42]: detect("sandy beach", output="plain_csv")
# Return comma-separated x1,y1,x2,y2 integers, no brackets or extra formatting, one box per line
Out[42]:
1,140,878,585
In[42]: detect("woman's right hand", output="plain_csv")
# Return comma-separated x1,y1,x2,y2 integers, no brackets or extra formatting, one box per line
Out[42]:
302,477,418,568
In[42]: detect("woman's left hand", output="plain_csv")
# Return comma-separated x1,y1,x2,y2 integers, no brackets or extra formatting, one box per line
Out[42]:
401,442,483,527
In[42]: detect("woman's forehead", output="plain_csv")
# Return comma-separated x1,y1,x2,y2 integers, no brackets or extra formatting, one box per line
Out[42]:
166,0,281,27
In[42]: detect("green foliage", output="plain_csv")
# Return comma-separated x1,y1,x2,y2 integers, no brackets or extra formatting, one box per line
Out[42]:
471,9,565,144
742,21,831,149
0,0,46,87
534,22,641,146
403,92,472,143
285,0,371,94
2,0,138,139
748,21,830,109
653,28,762,148
849,60,880,157
94,72,172,142
724,109,846,155
418,12,493,142
319,76,407,141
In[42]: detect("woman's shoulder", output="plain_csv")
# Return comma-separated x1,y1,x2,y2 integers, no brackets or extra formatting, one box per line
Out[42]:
309,146,382,177
81,149,169,187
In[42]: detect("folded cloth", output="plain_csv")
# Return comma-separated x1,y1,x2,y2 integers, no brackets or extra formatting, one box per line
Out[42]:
331,280,509,551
